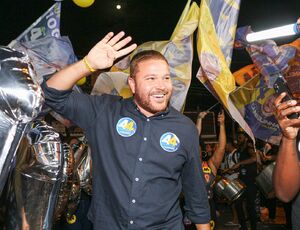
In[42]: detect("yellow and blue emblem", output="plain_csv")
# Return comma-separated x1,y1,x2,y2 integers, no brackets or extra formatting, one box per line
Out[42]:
160,132,180,152
66,214,76,224
116,117,137,137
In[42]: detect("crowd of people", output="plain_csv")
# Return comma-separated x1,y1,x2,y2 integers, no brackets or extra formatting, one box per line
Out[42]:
182,110,295,230
2,31,299,230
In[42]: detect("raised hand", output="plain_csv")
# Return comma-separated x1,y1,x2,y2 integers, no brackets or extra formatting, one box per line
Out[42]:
274,92,300,140
218,110,225,125
85,31,137,71
198,111,208,119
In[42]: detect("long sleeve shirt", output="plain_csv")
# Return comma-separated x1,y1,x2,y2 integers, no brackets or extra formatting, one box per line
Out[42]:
42,82,210,229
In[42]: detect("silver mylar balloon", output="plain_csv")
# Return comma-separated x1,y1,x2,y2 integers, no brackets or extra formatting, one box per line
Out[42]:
3,121,64,230
65,137,92,220
0,46,44,195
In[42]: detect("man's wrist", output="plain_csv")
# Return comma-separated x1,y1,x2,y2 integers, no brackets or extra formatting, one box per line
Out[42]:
282,133,297,141
281,135,297,142
83,56,96,73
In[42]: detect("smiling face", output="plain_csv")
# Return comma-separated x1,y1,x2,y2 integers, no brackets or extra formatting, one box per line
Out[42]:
128,58,172,117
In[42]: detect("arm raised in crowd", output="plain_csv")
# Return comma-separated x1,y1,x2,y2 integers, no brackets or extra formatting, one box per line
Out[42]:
196,111,208,136
209,110,226,175
46,31,137,90
273,93,300,202
196,110,226,175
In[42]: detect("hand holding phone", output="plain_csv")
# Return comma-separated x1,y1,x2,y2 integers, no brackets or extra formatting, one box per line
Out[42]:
273,76,299,119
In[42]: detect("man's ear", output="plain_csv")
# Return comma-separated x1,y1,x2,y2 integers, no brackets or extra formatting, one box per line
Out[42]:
128,76,136,94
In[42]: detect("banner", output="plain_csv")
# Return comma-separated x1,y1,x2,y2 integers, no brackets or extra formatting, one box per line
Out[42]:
235,26,296,87
206,0,241,66
92,0,198,111
282,39,300,98
233,64,259,86
8,2,82,127
12,36,77,84
8,2,61,46
231,28,300,143
196,0,256,140
196,0,239,108
229,75,282,144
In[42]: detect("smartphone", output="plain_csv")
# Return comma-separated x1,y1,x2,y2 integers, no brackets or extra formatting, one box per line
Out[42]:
273,75,299,119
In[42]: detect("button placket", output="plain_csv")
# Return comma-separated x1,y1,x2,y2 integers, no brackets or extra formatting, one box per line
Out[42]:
128,117,151,225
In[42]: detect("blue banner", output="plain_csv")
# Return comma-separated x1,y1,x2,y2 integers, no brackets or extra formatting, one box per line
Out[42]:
13,3,61,43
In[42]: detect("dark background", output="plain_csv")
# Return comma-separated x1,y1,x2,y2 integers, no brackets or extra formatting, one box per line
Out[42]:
1,0,299,113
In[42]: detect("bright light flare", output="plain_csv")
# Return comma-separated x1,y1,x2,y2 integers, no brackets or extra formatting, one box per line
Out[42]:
246,22,300,42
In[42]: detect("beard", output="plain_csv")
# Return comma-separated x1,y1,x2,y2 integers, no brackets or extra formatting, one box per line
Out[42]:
134,89,172,115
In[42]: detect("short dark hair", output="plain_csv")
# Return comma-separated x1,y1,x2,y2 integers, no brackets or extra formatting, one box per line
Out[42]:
130,50,168,78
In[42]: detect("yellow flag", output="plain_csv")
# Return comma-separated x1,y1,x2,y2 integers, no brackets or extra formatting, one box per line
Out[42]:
92,0,199,111
196,0,237,109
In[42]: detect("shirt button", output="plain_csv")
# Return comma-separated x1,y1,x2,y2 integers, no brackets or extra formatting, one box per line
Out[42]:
139,158,143,162
147,118,150,122
130,220,134,224
143,137,147,141
135,177,139,182
132,199,136,203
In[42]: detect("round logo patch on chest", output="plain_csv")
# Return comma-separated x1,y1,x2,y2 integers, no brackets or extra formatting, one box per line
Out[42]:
116,117,137,137
160,132,180,152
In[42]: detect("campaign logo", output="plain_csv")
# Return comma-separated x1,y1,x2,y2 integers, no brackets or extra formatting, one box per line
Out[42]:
116,117,137,137
160,132,180,152
202,166,211,174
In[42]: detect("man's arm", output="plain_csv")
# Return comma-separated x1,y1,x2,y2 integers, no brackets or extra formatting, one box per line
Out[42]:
230,146,256,171
273,92,300,202
195,223,210,230
208,110,226,175
46,31,137,90
195,111,208,135
273,137,300,201
182,127,210,226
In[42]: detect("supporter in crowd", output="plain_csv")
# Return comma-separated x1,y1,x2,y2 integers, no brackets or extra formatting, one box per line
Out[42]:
257,142,278,224
222,138,240,227
230,132,258,230
184,110,226,230
273,92,300,230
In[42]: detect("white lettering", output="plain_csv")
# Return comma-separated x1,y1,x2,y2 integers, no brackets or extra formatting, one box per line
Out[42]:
52,29,60,38
47,18,57,29
46,11,54,20
30,28,43,41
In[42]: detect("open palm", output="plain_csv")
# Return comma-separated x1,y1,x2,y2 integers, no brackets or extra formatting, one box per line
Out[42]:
86,31,137,70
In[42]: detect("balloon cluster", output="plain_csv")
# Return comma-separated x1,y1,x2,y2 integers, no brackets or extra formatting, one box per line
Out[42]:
72,0,95,8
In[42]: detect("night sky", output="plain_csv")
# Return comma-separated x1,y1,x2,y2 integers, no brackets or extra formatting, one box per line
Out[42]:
1,0,299,111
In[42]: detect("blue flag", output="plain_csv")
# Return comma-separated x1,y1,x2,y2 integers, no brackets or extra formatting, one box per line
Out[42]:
9,2,61,45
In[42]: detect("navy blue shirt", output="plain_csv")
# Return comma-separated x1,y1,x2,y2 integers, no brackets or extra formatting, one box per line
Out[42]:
42,82,210,229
